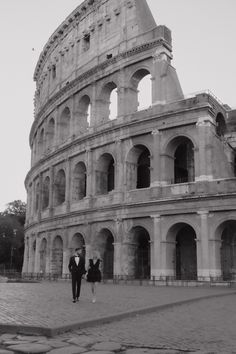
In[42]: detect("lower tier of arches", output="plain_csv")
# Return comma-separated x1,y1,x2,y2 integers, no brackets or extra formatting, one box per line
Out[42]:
22,213,236,282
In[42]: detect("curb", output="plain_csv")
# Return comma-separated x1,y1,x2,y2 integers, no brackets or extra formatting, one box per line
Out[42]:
0,291,235,337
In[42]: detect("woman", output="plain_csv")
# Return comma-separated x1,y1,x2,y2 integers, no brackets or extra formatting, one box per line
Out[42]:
86,252,102,303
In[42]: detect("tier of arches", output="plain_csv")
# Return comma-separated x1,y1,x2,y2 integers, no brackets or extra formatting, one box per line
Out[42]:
24,219,236,282
33,69,152,162
31,136,196,213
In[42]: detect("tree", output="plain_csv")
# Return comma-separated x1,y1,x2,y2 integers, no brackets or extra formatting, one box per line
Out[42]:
2,200,26,226
0,200,26,271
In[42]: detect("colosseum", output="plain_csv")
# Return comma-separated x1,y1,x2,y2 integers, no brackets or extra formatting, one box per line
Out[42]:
23,0,236,284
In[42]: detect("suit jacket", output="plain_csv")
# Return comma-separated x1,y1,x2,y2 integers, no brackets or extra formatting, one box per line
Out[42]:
68,255,86,276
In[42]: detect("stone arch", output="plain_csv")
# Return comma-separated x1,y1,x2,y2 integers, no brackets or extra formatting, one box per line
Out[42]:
78,94,91,128
215,219,236,280
71,233,86,258
42,176,50,209
72,162,87,201
95,228,114,279
99,81,118,121
96,153,115,194
126,144,151,190
216,112,226,137
166,222,197,280
59,107,71,142
39,238,47,274
126,226,151,279
165,136,195,184
51,235,63,276
54,169,66,206
46,117,55,149
129,68,152,112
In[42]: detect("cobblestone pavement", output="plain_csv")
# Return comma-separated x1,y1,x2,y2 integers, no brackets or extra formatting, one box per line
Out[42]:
0,282,235,353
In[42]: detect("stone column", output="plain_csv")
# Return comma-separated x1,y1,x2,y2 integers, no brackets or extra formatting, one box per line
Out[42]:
28,234,36,274
65,158,71,212
49,166,54,216
115,139,124,194
86,148,93,197
113,242,122,277
62,230,70,277
150,215,162,278
22,236,29,274
196,117,214,182
209,238,222,279
38,173,43,221
34,233,41,274
45,233,52,275
197,210,211,280
151,129,162,187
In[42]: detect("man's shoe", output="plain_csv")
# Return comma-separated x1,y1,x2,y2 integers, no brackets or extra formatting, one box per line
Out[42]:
73,299,76,303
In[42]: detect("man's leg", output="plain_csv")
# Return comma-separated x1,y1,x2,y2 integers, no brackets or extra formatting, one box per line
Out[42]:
76,276,82,300
72,274,76,302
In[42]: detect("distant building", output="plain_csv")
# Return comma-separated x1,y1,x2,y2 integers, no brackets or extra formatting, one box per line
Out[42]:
23,0,236,283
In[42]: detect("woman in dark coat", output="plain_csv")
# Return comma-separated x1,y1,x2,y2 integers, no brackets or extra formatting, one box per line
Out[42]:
87,252,102,303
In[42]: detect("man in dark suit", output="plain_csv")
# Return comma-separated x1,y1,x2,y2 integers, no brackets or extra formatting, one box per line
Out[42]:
68,247,86,303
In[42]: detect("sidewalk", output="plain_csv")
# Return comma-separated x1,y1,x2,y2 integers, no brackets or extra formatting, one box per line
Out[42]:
0,280,235,337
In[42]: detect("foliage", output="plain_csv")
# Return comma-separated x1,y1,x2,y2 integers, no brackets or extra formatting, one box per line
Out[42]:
0,200,26,271
2,200,26,226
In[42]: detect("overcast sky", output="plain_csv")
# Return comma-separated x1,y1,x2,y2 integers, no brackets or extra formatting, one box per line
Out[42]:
0,0,235,212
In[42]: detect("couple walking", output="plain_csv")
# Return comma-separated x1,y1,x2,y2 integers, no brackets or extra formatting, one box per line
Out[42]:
68,247,101,303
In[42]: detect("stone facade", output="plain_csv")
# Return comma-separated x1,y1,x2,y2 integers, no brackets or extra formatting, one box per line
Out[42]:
24,0,236,282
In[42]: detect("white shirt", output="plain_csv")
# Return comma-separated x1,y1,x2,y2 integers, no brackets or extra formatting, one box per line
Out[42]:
75,256,80,266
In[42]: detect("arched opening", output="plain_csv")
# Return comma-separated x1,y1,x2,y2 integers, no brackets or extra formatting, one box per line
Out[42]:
78,95,91,128
130,69,151,112
220,221,236,280
166,136,194,184
72,162,87,201
71,233,85,258
109,88,118,120
42,176,50,210
54,169,66,206
216,113,226,137
59,107,70,142
96,229,114,279
127,226,150,279
99,82,118,121
175,225,197,280
51,236,63,276
137,74,152,110
39,238,47,274
166,223,197,280
96,153,115,194
46,118,55,149
126,145,151,190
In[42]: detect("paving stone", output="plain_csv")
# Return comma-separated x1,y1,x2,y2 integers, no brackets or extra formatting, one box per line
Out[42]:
3,341,31,346
7,343,52,353
0,335,16,341
67,335,97,346
0,349,15,354
38,340,70,348
82,351,113,354
16,335,47,342
48,346,86,354
91,341,122,351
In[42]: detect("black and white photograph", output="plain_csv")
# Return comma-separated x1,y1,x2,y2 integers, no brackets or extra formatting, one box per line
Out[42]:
0,0,236,353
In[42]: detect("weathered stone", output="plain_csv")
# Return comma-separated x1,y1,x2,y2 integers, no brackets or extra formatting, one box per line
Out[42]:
48,345,86,354
0,349,15,354
91,341,122,351
7,343,52,353
67,336,97,346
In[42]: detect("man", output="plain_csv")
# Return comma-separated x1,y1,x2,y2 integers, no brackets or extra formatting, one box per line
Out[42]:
68,247,86,303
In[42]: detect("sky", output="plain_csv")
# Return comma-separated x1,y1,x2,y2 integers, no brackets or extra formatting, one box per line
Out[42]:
0,0,235,212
